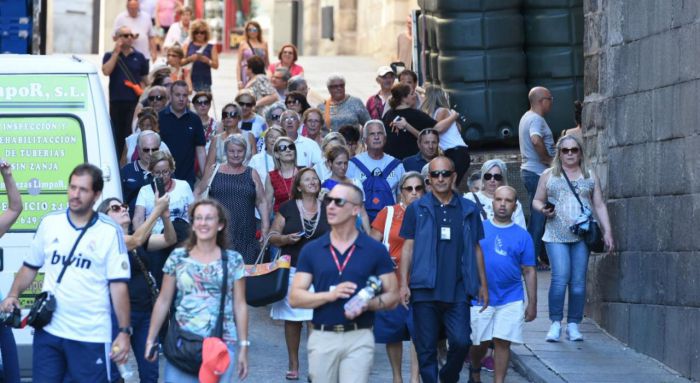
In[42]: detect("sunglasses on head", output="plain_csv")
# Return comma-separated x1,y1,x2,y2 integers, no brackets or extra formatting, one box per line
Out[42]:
323,195,357,207
560,147,580,155
222,111,239,119
402,185,425,193
275,143,296,152
238,101,255,107
109,203,129,213
483,173,503,181
148,95,165,102
429,170,453,179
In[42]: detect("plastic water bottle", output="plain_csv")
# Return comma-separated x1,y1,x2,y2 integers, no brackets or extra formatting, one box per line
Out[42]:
344,276,383,318
117,361,135,380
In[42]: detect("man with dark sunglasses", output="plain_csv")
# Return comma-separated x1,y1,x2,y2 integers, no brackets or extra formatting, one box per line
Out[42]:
402,128,439,173
120,131,162,217
102,25,149,156
399,156,489,383
290,182,399,383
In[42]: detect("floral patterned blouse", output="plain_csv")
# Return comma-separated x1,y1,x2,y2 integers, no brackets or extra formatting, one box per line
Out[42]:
163,248,245,343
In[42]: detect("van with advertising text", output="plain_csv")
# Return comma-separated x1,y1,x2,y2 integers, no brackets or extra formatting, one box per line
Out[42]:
0,55,120,377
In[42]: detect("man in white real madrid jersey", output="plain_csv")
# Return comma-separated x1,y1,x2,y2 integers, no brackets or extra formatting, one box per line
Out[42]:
0,164,132,382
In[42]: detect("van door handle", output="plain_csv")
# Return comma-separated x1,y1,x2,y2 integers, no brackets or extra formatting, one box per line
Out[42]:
0,248,4,272
102,163,112,182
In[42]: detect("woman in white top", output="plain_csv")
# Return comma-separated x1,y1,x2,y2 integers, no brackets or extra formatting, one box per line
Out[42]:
464,159,526,229
236,91,268,152
421,84,471,185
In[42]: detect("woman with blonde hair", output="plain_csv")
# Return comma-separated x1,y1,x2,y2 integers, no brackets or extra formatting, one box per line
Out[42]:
237,20,269,89
312,132,347,182
265,136,298,213
183,19,219,92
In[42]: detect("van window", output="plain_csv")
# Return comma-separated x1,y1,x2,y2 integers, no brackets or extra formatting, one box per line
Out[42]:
0,115,86,231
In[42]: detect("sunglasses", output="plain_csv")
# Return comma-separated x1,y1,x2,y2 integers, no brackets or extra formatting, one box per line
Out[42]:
108,203,129,213
328,83,345,89
323,195,358,207
560,147,580,155
238,101,255,107
275,143,296,152
194,30,206,35
119,33,136,39
286,99,300,105
429,170,453,179
148,95,165,102
222,111,239,119
141,147,159,153
194,100,210,106
402,185,425,193
270,114,282,121
483,173,504,181
247,27,259,32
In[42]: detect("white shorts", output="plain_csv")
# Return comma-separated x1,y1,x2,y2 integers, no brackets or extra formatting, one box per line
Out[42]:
270,267,314,321
470,300,524,345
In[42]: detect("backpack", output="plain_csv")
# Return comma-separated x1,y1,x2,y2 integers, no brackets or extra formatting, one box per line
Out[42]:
350,157,401,221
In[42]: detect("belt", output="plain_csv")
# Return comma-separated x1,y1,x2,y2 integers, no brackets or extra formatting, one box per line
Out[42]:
312,323,372,333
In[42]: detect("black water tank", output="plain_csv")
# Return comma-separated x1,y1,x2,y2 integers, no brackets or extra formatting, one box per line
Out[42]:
524,0,584,136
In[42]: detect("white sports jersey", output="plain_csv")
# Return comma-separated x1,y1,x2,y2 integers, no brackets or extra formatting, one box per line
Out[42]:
25,210,130,343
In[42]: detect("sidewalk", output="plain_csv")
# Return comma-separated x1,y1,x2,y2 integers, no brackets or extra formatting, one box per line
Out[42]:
511,271,691,383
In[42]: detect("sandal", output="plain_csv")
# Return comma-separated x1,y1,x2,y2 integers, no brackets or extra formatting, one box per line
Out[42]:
286,370,300,380
468,366,482,383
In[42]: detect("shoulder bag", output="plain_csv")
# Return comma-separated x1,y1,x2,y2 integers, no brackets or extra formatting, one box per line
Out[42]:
244,233,291,307
562,172,605,253
471,192,488,220
201,163,221,199
26,214,97,329
163,249,228,375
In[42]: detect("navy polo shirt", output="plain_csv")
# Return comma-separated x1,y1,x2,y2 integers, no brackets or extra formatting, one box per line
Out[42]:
158,106,206,186
402,152,429,173
401,193,466,303
296,231,395,327
120,160,151,216
102,50,149,102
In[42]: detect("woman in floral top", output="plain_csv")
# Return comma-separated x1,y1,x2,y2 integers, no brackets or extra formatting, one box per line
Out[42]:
146,199,249,382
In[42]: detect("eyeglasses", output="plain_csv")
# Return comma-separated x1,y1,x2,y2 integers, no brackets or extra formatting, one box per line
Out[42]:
282,117,299,123
560,147,580,155
222,111,239,119
429,170,453,179
238,101,255,107
401,185,425,193
119,33,136,39
286,99,300,105
148,95,165,102
108,203,129,213
141,147,159,153
194,30,206,35
152,170,171,177
483,173,503,181
275,143,296,152
328,83,345,89
194,99,210,106
247,27,259,33
323,195,358,207
282,50,294,55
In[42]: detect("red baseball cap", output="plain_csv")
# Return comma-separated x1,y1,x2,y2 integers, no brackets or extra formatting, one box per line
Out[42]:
199,337,231,383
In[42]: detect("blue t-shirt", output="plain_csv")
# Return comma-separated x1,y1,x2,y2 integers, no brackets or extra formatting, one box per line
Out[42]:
102,50,149,102
296,232,395,327
475,220,535,306
400,193,468,303
158,106,206,187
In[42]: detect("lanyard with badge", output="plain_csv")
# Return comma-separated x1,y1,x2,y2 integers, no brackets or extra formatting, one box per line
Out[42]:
328,245,356,292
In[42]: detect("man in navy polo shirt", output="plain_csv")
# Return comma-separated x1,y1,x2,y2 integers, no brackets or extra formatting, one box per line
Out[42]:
120,131,161,217
102,25,149,156
399,156,489,383
402,128,439,173
290,182,398,383
158,80,206,187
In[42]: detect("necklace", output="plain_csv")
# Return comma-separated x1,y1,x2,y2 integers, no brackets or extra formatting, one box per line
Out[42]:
297,199,321,238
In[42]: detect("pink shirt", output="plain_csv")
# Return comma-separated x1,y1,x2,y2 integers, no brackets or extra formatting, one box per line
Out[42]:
157,0,178,27
268,62,304,77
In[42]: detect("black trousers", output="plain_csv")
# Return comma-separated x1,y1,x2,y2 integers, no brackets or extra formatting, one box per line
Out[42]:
444,146,471,187
109,100,138,156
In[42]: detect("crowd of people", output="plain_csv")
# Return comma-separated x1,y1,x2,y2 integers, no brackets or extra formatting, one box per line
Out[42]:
0,3,618,382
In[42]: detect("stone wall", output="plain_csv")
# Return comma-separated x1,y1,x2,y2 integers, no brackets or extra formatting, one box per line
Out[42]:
583,0,700,379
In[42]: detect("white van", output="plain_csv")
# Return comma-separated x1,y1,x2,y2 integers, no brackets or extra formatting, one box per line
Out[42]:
0,55,120,377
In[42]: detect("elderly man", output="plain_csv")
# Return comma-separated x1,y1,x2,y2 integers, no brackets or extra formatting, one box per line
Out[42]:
402,128,439,173
120,130,162,215
318,74,370,132
102,25,149,156
279,110,323,168
366,66,395,119
519,86,556,268
272,67,291,100
348,120,405,221
399,156,488,383
114,0,157,62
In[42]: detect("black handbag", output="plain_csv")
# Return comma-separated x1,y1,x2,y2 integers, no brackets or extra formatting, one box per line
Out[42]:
245,233,291,307
562,172,605,253
163,249,228,375
27,214,95,329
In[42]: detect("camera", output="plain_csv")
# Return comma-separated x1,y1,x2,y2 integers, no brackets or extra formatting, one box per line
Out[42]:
569,212,591,236
0,307,22,328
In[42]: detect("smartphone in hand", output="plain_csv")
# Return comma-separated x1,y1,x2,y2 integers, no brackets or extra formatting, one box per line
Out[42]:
154,177,165,196
147,343,159,359
544,202,555,211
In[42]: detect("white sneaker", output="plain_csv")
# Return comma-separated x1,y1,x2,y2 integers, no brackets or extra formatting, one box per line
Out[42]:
545,321,561,342
567,323,584,341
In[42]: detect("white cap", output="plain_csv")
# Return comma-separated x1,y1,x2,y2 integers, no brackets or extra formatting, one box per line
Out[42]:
377,66,394,77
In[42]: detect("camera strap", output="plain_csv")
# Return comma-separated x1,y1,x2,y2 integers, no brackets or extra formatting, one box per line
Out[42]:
561,171,586,215
471,192,488,220
56,213,97,284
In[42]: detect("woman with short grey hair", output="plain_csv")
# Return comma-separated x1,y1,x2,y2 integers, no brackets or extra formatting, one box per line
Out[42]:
203,103,257,176
464,158,526,228
318,73,370,132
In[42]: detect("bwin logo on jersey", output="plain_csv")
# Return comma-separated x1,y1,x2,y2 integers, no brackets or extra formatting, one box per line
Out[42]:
50,251,92,269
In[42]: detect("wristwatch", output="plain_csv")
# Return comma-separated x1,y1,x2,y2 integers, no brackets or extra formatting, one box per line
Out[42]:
119,326,133,336
238,340,251,347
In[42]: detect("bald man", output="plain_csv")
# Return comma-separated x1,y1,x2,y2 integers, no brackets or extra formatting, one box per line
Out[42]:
519,86,555,267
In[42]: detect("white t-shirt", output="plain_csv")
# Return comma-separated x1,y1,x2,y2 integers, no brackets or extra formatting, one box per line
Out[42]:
294,135,323,168
163,21,189,49
124,132,170,161
114,11,156,58
432,110,467,151
248,151,275,187
347,152,405,196
464,191,527,229
25,211,130,343
519,110,555,175
135,178,194,233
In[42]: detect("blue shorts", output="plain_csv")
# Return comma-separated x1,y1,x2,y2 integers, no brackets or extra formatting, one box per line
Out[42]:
373,304,414,344
33,329,111,383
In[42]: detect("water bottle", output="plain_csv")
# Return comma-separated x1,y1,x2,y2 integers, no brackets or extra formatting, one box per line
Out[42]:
344,276,383,318
112,346,135,380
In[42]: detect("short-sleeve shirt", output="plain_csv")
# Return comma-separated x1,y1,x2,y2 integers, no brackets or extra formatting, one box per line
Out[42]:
296,232,394,327
102,50,149,102
294,135,323,167
278,200,330,267
464,191,527,230
317,96,371,132
370,204,405,283
158,106,206,186
135,178,194,234
402,152,429,173
383,108,437,160
120,160,151,215
519,111,555,175
477,220,535,306
24,211,130,343
113,11,155,58
163,248,245,342
347,152,405,197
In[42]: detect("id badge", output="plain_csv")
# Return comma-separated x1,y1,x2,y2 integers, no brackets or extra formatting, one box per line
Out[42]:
440,226,451,241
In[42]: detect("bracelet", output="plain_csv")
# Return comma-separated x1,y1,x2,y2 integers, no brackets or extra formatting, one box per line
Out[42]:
238,340,251,347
